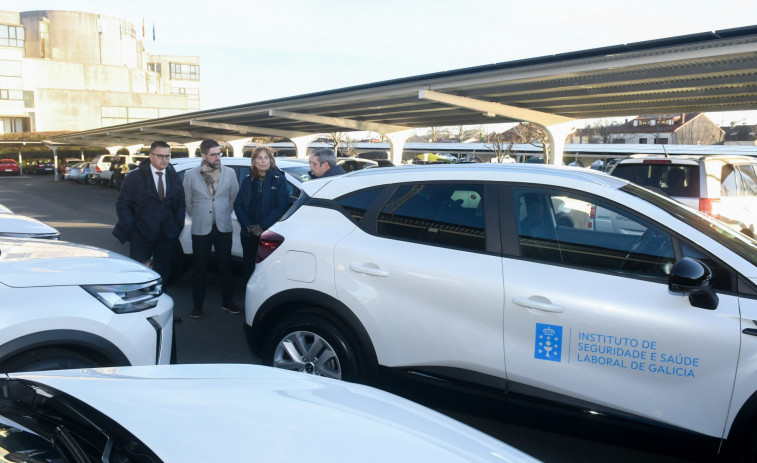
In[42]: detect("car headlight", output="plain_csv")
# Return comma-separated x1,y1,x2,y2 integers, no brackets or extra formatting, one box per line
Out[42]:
82,280,163,314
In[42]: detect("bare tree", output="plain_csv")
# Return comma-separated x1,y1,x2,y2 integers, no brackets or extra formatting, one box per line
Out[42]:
591,119,621,144
427,127,442,142
485,131,514,163
328,132,348,156
503,123,550,163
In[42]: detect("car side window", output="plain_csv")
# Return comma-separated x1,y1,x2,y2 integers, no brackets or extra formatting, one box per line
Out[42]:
376,183,485,251
513,187,675,280
336,188,383,222
737,164,757,197
721,164,743,197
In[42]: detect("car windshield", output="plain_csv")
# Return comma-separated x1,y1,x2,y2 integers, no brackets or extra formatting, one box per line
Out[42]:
280,165,312,183
623,183,757,266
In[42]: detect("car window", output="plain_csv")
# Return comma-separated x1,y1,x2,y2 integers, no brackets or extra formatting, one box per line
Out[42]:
737,164,757,197
376,183,485,251
513,187,675,280
721,164,743,197
612,163,699,197
337,188,383,222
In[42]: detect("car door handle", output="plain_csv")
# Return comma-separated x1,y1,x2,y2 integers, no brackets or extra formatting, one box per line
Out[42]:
349,264,389,277
512,296,565,313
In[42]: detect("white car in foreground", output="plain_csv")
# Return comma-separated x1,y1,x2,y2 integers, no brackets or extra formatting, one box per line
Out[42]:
0,212,60,239
1,364,540,462
0,238,173,371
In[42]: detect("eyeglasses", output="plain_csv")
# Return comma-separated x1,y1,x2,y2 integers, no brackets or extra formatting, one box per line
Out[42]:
151,153,171,160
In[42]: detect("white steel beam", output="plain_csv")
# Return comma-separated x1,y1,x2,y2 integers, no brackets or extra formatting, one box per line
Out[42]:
189,120,310,139
269,109,410,134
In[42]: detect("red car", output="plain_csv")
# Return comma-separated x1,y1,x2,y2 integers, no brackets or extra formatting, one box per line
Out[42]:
0,159,20,175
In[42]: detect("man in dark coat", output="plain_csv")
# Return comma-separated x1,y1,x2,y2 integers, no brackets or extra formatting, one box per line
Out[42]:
308,148,346,179
113,141,185,284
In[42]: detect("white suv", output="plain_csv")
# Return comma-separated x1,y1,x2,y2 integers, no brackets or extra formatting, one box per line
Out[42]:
608,154,757,237
244,163,757,460
0,238,173,372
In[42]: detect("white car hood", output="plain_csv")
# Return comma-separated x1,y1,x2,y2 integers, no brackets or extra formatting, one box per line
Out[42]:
0,214,58,237
0,238,159,287
11,364,539,463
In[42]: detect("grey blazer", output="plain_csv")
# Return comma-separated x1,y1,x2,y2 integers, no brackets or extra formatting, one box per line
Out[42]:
183,164,239,235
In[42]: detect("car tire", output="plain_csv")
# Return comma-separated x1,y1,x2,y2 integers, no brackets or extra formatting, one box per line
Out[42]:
263,313,363,382
0,347,100,373
87,175,97,185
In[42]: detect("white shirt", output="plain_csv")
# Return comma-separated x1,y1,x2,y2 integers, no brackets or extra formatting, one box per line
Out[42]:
149,164,167,196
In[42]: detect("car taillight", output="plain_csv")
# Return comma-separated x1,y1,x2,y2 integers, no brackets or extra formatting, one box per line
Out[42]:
256,230,284,263
96,166,102,173
699,198,720,219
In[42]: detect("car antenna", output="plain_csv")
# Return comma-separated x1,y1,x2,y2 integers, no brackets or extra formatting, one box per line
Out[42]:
661,144,669,158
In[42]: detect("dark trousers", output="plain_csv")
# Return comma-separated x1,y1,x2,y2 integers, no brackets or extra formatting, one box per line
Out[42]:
241,234,258,282
192,224,233,307
130,230,177,285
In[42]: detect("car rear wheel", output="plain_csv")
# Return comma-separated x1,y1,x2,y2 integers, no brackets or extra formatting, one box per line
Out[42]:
263,313,363,382
0,347,100,373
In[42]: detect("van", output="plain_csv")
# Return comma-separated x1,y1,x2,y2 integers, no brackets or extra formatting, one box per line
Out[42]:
608,154,757,237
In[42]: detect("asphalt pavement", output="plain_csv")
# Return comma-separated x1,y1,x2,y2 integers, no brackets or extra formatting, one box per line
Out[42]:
0,173,693,463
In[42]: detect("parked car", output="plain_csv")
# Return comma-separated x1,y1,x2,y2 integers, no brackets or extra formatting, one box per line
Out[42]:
58,158,81,176
1,364,540,462
244,163,757,461
337,157,378,172
63,161,89,183
28,159,55,175
414,152,456,164
608,154,757,237
171,156,312,261
0,213,60,239
89,154,147,186
0,159,20,175
0,238,173,372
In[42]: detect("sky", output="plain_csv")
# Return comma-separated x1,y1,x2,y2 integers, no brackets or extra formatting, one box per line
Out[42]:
9,0,757,128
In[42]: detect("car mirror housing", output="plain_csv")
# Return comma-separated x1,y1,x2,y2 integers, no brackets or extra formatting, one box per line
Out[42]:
668,257,719,310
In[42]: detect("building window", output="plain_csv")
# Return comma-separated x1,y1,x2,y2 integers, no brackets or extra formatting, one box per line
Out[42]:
0,117,30,133
654,138,669,144
171,87,200,102
147,63,162,73
611,139,626,144
0,25,24,48
0,89,23,100
639,138,647,144
169,63,200,80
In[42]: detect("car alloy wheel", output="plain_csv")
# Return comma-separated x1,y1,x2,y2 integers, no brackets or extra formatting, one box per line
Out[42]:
264,313,364,382
274,330,342,379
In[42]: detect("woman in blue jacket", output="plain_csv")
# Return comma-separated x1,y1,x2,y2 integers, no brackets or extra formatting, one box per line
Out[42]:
234,146,289,281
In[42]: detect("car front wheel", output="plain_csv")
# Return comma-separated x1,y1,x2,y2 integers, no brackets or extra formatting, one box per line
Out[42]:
0,347,100,373
263,313,363,382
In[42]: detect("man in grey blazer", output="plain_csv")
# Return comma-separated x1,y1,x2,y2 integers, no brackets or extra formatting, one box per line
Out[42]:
183,139,240,318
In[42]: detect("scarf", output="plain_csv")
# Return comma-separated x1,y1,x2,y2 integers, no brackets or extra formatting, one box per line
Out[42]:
201,161,221,197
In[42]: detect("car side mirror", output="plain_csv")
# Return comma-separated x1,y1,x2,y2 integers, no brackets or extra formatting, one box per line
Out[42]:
668,257,718,310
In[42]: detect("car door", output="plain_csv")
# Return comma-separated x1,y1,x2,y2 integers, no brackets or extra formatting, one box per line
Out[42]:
332,182,507,385
501,185,741,438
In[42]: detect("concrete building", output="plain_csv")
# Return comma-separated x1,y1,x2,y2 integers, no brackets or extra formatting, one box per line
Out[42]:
606,113,725,145
0,10,200,134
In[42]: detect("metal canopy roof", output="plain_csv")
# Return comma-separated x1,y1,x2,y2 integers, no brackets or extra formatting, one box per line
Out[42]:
50,25,757,148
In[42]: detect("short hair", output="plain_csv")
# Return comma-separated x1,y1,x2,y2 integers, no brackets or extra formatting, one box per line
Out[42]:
310,148,337,167
200,139,220,155
250,145,277,177
150,141,170,152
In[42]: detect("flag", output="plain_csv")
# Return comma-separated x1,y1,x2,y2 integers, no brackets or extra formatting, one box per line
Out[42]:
152,23,155,41
141,18,144,39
